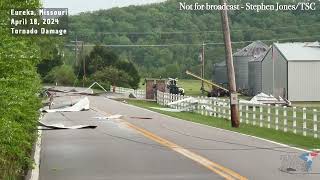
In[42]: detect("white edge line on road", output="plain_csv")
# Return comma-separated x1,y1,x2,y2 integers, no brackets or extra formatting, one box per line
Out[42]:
118,100,310,153
29,129,42,180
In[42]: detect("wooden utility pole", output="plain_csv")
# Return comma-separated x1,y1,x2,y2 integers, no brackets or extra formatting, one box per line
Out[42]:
201,42,205,94
81,42,86,87
75,35,78,66
219,0,240,128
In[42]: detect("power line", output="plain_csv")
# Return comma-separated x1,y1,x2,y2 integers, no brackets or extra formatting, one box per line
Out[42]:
64,34,320,48
68,24,320,35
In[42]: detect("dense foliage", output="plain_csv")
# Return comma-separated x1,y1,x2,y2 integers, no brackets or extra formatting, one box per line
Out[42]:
76,45,140,89
0,0,43,179
68,0,320,79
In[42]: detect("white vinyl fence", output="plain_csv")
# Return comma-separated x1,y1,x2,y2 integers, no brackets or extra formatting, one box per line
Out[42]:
111,86,146,99
156,91,320,138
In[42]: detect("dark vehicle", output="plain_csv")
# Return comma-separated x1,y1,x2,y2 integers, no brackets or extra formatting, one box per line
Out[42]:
167,78,185,95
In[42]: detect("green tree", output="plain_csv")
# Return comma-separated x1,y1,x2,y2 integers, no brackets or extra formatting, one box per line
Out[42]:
44,65,76,85
92,66,132,88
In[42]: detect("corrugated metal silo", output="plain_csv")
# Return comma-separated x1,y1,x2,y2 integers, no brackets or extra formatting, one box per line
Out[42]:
213,61,228,85
233,41,268,91
248,52,266,96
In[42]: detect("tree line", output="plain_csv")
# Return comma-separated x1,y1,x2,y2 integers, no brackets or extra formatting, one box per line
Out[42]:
66,0,320,79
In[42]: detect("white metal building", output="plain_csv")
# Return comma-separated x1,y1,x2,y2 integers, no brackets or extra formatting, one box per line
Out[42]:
261,42,320,101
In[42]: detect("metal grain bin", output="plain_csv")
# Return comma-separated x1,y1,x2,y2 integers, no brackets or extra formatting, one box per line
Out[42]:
213,61,228,86
248,52,266,96
233,41,268,91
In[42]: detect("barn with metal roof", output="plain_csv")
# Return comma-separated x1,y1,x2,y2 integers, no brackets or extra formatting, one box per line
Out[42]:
261,42,320,101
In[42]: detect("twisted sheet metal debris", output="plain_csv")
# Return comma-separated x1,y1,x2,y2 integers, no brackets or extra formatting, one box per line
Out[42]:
92,114,123,120
150,107,183,112
38,121,97,130
43,97,90,113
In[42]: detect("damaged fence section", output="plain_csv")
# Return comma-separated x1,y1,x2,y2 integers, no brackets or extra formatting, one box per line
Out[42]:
111,86,146,99
156,91,320,139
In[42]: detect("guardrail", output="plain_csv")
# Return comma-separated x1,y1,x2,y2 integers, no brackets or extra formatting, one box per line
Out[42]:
111,86,146,99
156,91,320,138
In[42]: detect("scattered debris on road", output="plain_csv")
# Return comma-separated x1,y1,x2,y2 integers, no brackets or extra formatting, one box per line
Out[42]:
92,114,123,120
130,116,153,119
38,121,97,130
42,97,90,112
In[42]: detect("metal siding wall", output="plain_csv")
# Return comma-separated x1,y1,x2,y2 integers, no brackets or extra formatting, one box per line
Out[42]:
248,61,255,95
273,48,287,98
262,50,273,95
257,61,262,94
248,61,262,96
234,56,250,90
288,61,320,101
213,66,228,84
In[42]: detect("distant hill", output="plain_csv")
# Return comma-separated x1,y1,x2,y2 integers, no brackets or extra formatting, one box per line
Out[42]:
68,0,320,78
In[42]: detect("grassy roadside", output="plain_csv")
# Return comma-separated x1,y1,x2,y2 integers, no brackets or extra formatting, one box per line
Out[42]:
126,99,320,150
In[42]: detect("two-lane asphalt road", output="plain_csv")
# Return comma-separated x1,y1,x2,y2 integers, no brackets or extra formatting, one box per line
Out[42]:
39,94,320,180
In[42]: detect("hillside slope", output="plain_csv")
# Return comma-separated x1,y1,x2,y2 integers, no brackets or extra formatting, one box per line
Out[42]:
68,0,320,78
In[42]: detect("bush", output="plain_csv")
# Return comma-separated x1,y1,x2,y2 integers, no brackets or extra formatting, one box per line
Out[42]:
44,65,76,86
0,1,42,179
92,66,133,88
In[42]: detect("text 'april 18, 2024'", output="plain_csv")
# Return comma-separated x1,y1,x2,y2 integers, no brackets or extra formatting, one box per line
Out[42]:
10,8,68,36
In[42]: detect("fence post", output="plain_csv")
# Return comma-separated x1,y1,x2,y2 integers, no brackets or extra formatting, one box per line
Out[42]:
283,106,287,132
213,99,217,117
245,104,249,124
239,104,243,123
209,98,213,116
260,106,263,127
217,100,221,118
303,108,307,136
222,99,226,119
293,107,297,134
275,105,279,130
205,97,209,116
201,97,203,115
156,91,159,104
313,109,318,138
267,104,271,128
228,101,231,120
253,106,256,126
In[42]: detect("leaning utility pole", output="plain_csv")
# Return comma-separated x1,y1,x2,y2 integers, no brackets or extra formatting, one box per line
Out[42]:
200,42,205,94
219,0,240,128
81,42,86,87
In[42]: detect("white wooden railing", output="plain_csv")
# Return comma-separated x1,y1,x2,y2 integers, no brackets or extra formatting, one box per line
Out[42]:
156,91,320,138
111,86,146,99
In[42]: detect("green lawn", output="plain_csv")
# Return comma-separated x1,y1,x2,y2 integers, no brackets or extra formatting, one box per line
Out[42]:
126,99,320,150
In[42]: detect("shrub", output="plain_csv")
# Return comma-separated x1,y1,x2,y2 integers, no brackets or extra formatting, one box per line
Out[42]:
44,65,76,86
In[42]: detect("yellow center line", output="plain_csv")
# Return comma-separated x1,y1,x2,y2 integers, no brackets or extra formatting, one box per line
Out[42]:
91,106,248,180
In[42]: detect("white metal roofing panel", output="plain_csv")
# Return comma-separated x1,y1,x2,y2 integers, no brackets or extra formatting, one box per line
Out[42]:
274,42,320,61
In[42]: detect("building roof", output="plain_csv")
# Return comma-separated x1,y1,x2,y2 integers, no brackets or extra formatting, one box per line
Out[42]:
249,49,270,62
233,41,269,57
274,42,320,61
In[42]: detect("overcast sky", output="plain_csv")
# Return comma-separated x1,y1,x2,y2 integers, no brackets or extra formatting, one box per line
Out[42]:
41,0,167,15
